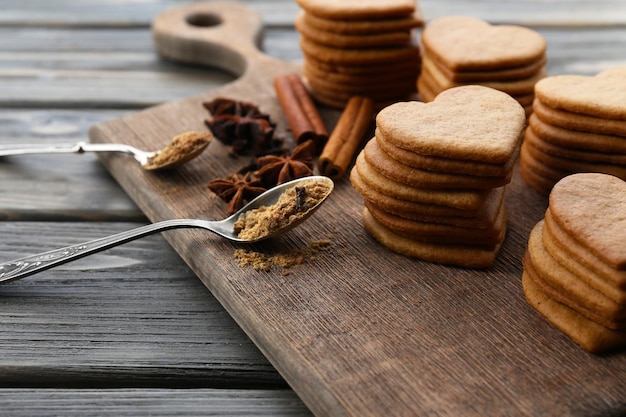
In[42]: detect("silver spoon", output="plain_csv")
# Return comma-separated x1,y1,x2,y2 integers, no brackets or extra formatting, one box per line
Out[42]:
0,131,212,171
0,176,334,284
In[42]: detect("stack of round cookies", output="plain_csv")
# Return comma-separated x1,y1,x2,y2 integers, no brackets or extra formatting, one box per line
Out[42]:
522,173,626,353
418,16,547,117
295,0,423,109
350,85,526,268
521,67,626,196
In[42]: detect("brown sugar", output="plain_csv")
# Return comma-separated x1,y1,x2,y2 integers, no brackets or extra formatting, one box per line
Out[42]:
144,131,212,169
234,178,332,241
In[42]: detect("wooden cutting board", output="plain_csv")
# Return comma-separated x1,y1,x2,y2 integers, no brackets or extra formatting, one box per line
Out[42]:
88,3,626,416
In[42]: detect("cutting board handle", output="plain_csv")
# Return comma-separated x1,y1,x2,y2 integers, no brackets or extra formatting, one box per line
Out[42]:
152,2,268,77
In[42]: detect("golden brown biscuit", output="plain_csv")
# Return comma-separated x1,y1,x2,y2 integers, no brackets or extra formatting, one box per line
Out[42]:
305,53,420,75
543,211,626,289
299,9,423,35
421,16,547,71
303,61,418,86
533,99,626,137
366,200,506,248
528,113,626,153
421,55,546,96
548,173,626,270
522,263,626,353
363,139,512,189
525,123,626,165
519,142,567,196
527,222,626,328
423,52,547,83
350,167,483,218
296,0,416,20
376,128,519,177
353,152,490,210
363,207,502,268
295,13,413,48
523,134,626,179
300,36,421,65
534,67,626,120
376,86,526,163
542,216,626,304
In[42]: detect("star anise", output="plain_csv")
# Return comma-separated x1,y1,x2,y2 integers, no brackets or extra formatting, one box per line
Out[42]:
203,97,278,155
255,139,315,188
207,172,267,215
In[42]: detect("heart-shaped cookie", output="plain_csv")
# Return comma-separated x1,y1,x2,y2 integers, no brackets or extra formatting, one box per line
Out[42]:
535,66,626,120
549,173,626,270
376,85,526,163
422,16,547,71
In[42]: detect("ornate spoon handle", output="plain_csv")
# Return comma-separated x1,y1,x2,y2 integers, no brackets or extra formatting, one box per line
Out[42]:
0,220,210,284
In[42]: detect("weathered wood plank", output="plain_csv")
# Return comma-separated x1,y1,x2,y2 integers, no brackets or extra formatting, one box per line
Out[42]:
0,26,625,108
0,0,625,27
0,110,143,221
0,389,312,416
0,221,286,389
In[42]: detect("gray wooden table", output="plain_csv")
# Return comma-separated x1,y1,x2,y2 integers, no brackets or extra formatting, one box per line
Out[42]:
0,1,624,415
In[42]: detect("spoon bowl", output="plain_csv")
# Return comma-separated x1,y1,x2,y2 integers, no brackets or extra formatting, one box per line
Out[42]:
0,176,334,284
0,131,212,171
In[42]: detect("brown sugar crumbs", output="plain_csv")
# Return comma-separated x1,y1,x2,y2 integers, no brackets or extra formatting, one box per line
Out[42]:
233,178,332,241
144,131,212,169
234,237,332,272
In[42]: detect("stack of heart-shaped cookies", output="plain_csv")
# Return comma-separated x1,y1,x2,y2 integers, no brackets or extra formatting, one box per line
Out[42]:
523,173,626,353
350,85,526,268
521,67,626,196
418,16,547,117
295,0,423,109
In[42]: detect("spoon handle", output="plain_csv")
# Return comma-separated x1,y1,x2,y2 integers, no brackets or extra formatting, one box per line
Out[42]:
0,219,205,284
0,142,140,157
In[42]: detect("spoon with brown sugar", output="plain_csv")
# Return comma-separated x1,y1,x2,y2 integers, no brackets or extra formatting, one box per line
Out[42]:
0,176,334,284
0,131,212,171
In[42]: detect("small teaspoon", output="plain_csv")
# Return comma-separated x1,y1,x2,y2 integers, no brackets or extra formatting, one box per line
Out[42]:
0,131,212,171
0,176,334,284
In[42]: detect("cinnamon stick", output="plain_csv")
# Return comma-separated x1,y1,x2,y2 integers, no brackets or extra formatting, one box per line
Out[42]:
274,73,328,151
319,96,374,180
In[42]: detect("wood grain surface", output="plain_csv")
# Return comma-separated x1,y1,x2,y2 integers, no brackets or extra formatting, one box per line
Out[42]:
87,2,626,416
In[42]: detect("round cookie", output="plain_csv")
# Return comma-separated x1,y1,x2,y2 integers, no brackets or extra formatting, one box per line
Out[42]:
305,53,420,75
296,0,416,20
304,61,418,86
300,9,423,35
299,36,421,65
421,16,547,71
295,13,413,48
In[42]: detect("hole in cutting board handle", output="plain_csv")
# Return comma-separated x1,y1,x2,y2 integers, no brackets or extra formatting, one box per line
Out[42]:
185,12,222,28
